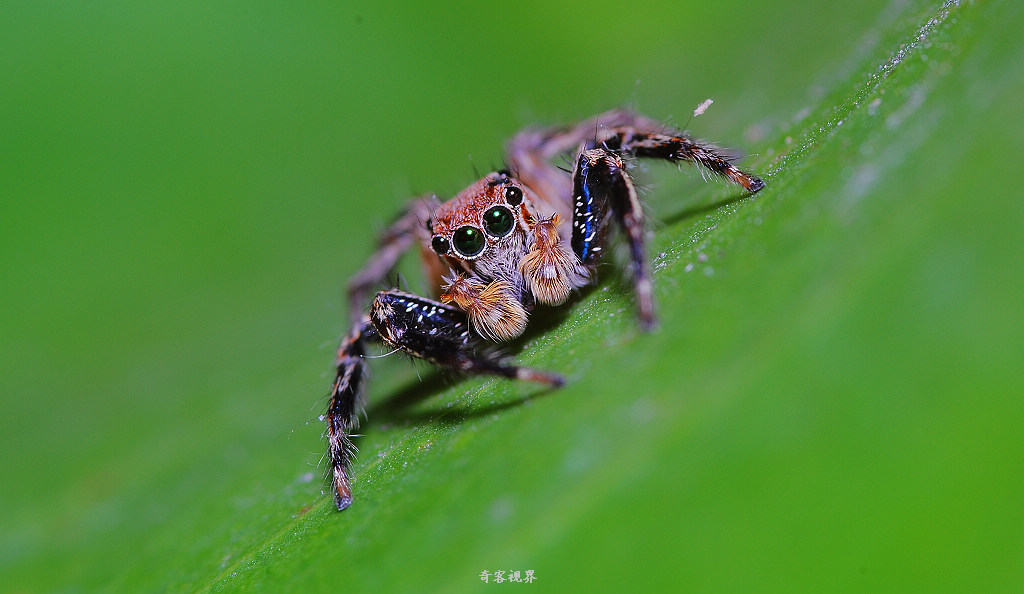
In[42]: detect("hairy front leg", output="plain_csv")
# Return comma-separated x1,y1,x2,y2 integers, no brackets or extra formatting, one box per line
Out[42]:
371,290,562,385
326,316,376,510
571,148,655,329
327,291,562,510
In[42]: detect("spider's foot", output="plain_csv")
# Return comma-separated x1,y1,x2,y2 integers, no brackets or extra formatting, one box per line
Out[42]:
745,175,766,194
335,487,353,511
516,367,565,388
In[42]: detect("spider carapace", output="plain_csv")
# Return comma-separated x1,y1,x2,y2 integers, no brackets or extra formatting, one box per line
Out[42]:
325,109,765,510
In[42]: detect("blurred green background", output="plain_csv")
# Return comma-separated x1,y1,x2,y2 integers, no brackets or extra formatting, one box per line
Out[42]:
2,0,1022,591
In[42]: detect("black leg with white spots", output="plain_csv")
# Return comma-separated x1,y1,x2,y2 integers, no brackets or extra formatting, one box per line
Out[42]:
571,147,655,329
326,290,562,510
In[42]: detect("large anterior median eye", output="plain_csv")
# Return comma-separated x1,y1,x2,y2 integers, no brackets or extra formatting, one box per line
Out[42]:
452,226,486,257
482,205,515,237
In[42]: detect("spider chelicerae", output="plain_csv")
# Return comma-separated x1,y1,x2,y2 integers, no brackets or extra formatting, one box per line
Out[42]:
325,109,765,510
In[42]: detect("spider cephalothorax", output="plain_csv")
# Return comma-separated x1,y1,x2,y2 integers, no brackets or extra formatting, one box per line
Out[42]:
425,171,589,342
325,109,765,510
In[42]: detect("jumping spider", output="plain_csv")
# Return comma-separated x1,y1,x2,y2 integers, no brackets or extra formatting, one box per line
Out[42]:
326,109,764,510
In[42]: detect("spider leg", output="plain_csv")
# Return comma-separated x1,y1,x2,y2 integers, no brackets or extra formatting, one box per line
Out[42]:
506,109,660,217
326,315,376,510
326,290,562,511
567,115,764,330
371,290,563,385
346,195,441,323
602,130,765,193
571,148,657,329
506,109,764,216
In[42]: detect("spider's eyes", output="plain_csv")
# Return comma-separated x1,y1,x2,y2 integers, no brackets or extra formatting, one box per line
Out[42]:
504,186,523,206
431,235,450,255
482,205,515,237
451,226,486,257
440,202,517,259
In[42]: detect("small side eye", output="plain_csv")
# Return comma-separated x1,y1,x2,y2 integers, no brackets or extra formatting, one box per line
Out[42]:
482,205,515,237
431,235,450,255
504,186,523,206
452,226,486,257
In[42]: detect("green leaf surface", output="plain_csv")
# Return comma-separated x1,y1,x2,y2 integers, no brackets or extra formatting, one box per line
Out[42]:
3,0,1022,592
